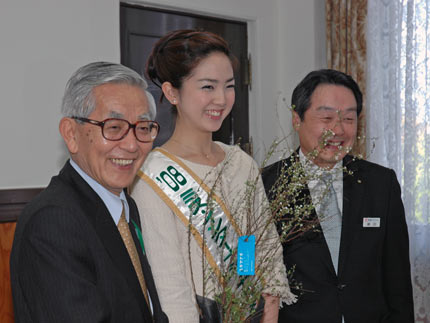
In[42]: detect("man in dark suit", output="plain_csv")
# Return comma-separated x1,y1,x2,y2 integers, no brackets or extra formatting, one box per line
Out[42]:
10,62,168,322
263,69,414,323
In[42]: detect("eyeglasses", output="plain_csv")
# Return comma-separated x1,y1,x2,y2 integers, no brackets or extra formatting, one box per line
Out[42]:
72,117,160,143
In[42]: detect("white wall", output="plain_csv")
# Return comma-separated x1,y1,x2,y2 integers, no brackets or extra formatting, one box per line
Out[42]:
268,0,327,163
0,0,120,189
0,0,325,189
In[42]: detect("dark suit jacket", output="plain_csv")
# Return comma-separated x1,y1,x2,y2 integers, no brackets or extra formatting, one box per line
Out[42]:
10,161,168,323
262,152,414,323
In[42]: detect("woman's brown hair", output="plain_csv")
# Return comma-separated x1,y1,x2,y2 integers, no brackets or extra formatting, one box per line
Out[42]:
146,29,237,102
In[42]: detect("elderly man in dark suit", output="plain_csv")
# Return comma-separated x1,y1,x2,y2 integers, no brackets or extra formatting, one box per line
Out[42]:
263,69,414,323
10,62,168,322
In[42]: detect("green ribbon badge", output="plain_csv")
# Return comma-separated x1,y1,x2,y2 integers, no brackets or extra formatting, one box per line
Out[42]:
131,219,146,255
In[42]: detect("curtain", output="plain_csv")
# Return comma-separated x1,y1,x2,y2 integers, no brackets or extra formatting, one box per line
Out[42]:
367,0,430,321
326,0,368,157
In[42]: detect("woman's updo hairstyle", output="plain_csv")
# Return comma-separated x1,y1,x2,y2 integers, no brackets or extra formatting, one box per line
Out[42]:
146,29,237,101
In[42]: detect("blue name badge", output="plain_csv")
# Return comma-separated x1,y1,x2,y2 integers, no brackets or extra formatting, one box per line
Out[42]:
237,235,255,276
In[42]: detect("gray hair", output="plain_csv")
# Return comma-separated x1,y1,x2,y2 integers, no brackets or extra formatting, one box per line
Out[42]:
61,62,156,120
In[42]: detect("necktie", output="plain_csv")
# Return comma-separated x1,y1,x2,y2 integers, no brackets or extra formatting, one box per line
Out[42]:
319,173,342,274
117,204,150,306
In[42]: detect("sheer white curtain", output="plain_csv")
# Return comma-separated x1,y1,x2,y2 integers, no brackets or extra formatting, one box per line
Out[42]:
367,0,430,320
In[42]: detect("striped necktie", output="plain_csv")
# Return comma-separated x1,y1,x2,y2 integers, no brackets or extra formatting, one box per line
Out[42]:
319,173,342,274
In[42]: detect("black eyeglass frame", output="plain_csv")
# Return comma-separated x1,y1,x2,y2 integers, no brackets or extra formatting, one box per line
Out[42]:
71,116,160,143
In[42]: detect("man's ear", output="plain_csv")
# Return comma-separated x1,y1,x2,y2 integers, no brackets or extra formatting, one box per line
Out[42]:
292,111,301,131
161,81,179,105
59,117,79,154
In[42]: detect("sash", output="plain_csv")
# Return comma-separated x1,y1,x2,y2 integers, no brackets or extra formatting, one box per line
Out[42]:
137,148,243,283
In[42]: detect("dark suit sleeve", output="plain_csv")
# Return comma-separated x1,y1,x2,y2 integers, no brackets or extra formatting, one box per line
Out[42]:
14,206,110,323
383,170,414,321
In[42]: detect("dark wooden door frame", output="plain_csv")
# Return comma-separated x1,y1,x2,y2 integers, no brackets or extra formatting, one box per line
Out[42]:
120,3,249,149
0,188,44,222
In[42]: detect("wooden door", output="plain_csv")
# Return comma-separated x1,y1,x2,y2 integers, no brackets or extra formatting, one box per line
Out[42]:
0,222,15,323
0,188,44,323
120,3,249,149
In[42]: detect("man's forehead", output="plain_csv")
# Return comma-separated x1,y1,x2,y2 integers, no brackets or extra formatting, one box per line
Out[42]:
108,110,151,120
90,83,150,120
315,106,357,114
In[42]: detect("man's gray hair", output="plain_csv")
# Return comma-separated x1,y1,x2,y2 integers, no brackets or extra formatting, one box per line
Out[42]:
61,62,156,120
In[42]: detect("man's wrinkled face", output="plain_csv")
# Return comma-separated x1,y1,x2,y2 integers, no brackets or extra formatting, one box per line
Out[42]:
70,83,153,195
293,84,358,168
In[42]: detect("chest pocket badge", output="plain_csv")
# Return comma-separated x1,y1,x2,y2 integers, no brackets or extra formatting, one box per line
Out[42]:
363,217,380,228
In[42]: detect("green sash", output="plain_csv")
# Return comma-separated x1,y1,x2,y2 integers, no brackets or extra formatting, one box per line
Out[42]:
137,148,242,282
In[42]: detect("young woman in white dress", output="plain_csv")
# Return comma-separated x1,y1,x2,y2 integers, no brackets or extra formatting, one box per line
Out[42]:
131,29,295,323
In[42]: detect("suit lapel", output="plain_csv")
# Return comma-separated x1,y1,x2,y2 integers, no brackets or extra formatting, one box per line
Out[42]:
95,206,152,317
274,152,367,278
301,187,336,275
63,162,152,320
95,198,154,322
284,152,336,275
338,156,365,277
